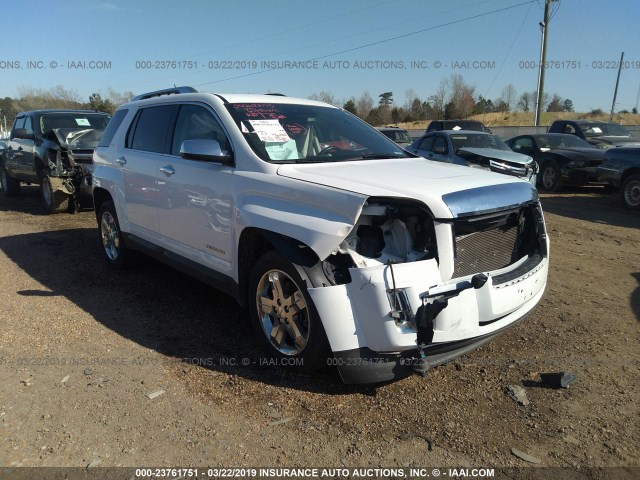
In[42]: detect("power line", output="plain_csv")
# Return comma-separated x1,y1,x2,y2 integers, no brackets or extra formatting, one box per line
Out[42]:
483,0,534,99
104,0,501,92
71,0,396,89
193,0,538,88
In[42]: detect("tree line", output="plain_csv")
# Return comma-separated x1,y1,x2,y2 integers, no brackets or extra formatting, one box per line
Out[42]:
310,74,577,126
4,77,630,132
0,86,133,129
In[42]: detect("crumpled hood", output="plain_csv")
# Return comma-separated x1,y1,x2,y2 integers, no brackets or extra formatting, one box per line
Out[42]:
457,147,533,165
49,128,102,150
277,158,534,218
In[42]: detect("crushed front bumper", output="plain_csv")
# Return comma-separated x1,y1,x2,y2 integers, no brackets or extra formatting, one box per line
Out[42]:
309,251,548,384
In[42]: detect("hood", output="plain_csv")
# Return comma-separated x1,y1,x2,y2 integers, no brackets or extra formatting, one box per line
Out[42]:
49,128,103,150
277,158,535,218
457,147,532,165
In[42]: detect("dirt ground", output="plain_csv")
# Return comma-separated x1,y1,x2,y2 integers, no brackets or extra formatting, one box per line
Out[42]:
0,185,638,474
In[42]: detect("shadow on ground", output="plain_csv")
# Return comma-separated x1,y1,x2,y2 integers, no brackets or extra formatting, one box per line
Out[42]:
0,185,93,216
0,227,376,395
632,273,640,322
540,186,640,229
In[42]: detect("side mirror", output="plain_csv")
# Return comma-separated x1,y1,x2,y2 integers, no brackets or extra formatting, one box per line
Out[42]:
180,139,233,165
12,128,35,140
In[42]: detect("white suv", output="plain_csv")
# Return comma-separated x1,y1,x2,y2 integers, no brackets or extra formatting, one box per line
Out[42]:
93,87,549,384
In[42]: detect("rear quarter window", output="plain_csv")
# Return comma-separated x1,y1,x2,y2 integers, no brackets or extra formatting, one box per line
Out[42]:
98,109,129,147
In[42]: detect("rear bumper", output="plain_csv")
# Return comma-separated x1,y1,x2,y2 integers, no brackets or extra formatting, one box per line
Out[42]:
563,166,600,184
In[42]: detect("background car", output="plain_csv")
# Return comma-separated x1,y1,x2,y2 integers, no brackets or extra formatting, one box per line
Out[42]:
548,120,640,149
597,147,640,210
408,130,536,183
375,126,413,148
426,119,491,134
0,109,111,213
507,133,605,192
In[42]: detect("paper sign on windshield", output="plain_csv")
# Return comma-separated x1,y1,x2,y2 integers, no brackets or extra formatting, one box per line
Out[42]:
75,118,91,126
248,119,290,143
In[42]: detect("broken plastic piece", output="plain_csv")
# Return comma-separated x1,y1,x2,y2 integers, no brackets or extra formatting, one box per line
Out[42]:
540,372,577,389
511,447,541,464
146,389,165,399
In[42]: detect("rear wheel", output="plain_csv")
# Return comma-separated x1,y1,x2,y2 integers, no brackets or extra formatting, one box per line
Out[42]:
540,161,562,192
0,161,21,197
622,174,640,210
248,250,330,372
40,173,70,214
98,200,131,269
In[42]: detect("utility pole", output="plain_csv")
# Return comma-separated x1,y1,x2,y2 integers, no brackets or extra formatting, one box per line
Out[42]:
534,0,555,127
610,51,624,121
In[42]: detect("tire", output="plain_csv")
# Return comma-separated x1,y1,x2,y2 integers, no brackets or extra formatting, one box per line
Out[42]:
98,200,131,269
540,161,563,192
248,250,330,372
0,160,21,197
40,173,70,214
622,174,640,210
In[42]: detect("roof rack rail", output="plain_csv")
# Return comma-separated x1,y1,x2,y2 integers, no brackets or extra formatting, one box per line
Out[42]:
265,93,286,96
132,86,198,102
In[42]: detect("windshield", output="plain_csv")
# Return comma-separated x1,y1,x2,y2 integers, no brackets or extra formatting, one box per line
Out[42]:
225,103,407,163
39,113,111,134
450,133,510,151
578,122,630,138
380,129,412,143
536,134,592,149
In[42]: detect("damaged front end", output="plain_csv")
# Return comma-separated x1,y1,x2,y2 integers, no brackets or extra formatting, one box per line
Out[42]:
307,183,548,384
457,147,538,185
43,128,100,202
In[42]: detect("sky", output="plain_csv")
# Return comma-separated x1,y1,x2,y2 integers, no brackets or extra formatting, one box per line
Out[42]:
2,0,640,114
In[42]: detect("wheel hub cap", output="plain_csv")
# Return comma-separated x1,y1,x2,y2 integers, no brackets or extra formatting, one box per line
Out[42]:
625,180,640,207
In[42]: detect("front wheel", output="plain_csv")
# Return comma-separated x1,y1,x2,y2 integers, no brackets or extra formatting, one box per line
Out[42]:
40,174,70,214
248,250,330,372
540,161,562,192
622,174,640,210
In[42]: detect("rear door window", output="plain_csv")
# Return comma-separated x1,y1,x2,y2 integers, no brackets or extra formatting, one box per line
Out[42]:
128,105,177,153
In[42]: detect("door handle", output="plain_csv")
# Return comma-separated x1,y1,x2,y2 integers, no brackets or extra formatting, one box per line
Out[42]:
160,165,175,176
116,156,127,166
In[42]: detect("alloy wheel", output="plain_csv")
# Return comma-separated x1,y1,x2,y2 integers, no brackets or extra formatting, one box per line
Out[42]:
101,211,120,261
255,269,310,356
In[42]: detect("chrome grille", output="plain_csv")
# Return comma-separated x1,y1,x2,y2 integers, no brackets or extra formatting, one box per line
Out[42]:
453,222,518,278
71,149,94,164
